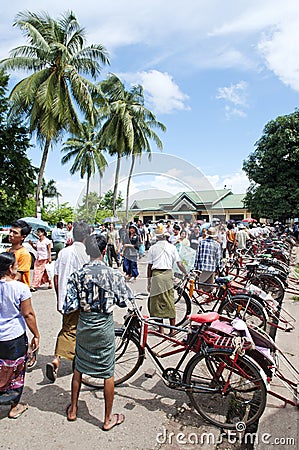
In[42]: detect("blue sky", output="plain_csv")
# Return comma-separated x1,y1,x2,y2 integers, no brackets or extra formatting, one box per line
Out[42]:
1,0,299,206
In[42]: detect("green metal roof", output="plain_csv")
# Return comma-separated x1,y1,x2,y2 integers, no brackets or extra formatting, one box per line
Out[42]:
212,193,246,209
130,189,232,210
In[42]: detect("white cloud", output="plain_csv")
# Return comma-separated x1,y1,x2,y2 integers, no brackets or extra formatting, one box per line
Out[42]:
216,81,249,118
207,172,250,194
121,70,189,114
2,1,299,88
258,20,299,92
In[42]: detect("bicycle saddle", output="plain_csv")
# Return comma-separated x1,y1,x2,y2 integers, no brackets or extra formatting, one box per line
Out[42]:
188,312,219,324
215,275,233,284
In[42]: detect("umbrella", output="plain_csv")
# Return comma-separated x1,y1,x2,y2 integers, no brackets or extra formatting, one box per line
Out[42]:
242,218,257,223
102,217,119,224
20,217,52,232
200,222,211,230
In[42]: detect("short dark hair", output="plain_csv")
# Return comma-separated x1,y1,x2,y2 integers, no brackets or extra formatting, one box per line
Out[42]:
37,227,47,236
57,221,64,228
85,234,107,258
12,220,32,236
73,221,91,242
173,224,181,231
0,252,15,277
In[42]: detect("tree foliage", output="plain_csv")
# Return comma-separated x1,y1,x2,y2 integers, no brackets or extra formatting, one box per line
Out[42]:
1,10,109,215
97,75,165,217
99,189,123,211
0,69,36,224
42,178,61,208
74,190,124,224
42,202,74,225
61,121,107,208
243,111,299,221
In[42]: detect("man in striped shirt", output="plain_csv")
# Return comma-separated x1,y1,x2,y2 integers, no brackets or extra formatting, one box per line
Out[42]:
194,227,222,291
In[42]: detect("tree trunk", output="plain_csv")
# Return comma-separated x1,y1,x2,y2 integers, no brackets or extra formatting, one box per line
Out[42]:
35,139,51,217
126,153,136,221
113,152,121,216
86,175,90,210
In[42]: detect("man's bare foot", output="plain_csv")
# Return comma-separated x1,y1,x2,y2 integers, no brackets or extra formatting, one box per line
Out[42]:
8,403,28,419
102,413,125,431
66,403,77,421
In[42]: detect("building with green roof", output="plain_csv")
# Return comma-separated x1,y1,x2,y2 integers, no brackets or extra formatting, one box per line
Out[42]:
129,189,250,223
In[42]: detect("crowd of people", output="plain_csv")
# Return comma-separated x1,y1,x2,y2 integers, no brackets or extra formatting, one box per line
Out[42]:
0,215,297,429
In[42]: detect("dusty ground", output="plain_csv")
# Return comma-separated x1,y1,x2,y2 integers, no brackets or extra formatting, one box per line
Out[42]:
0,252,298,450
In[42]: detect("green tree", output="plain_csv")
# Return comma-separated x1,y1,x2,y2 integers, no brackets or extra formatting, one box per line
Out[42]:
98,75,165,217
99,189,123,211
42,201,74,225
41,178,61,208
0,69,36,224
124,87,166,221
61,121,107,209
243,111,299,221
75,191,101,224
1,10,109,216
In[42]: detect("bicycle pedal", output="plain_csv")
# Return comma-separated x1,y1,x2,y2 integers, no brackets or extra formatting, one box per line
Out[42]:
144,368,156,378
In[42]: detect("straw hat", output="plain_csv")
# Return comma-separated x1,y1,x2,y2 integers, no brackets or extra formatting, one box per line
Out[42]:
206,227,218,238
155,225,166,237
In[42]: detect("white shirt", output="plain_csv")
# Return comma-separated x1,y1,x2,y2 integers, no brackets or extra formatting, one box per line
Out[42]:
54,241,89,311
0,280,31,340
36,237,51,260
147,240,181,270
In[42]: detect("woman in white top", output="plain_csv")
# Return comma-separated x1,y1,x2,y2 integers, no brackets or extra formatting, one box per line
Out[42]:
0,252,40,418
30,228,52,291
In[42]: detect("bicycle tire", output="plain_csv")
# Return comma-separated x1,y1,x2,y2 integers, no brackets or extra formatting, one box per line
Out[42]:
183,348,267,429
148,285,191,327
174,285,192,326
81,329,145,389
250,274,285,303
218,295,268,330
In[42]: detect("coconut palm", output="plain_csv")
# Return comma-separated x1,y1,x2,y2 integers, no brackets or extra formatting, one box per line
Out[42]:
124,87,166,220
41,178,61,208
61,121,107,209
1,10,109,216
97,74,166,217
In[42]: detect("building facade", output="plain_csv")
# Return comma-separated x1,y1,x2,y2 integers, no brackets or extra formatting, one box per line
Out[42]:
129,189,251,223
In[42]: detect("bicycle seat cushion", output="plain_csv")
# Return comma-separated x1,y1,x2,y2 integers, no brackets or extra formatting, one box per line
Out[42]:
188,312,219,324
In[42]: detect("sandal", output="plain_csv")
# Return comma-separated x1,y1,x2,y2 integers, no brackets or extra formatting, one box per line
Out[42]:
30,287,37,292
26,350,38,372
102,413,125,431
8,403,28,419
46,362,58,382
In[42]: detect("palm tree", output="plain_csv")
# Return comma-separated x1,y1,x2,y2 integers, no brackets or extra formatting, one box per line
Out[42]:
97,74,166,217
61,121,107,209
1,10,109,216
41,178,61,208
97,75,136,216
124,87,166,220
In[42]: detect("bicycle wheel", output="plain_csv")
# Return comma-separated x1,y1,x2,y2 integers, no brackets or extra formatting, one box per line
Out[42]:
82,329,145,389
218,295,268,330
183,348,267,429
174,285,192,326
250,274,285,303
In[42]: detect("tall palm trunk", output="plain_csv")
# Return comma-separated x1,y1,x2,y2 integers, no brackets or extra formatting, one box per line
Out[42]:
125,153,136,221
36,139,51,217
86,174,91,210
113,152,121,216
